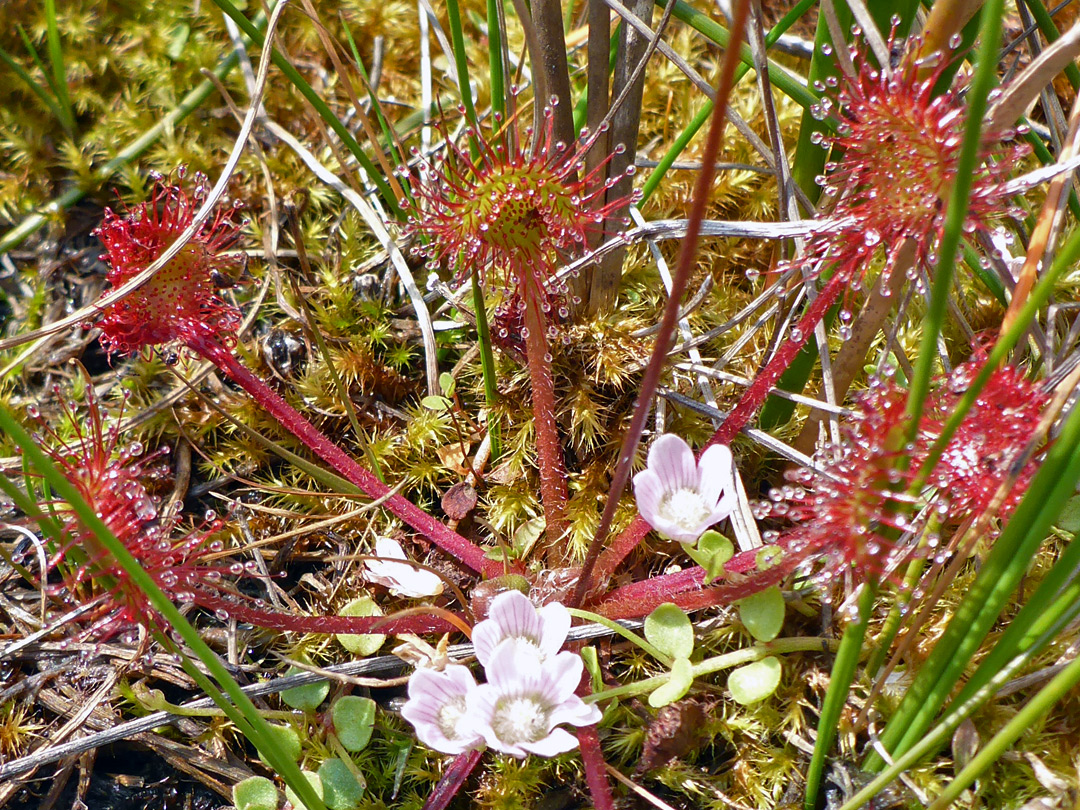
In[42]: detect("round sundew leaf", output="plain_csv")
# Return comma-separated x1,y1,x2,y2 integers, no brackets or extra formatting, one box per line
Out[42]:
284,771,323,810
332,696,377,752
318,758,365,810
648,656,695,708
421,395,452,412
336,596,386,656
232,775,278,810
644,603,694,661
280,666,331,712
738,586,785,642
257,722,302,768
728,657,782,705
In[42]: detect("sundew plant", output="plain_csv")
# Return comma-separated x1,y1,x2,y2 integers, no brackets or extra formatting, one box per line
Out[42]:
3,1,1080,809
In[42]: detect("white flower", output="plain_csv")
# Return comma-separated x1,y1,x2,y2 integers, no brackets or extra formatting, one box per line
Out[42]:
472,589,570,668
400,664,484,754
633,434,737,544
468,643,601,758
363,536,444,598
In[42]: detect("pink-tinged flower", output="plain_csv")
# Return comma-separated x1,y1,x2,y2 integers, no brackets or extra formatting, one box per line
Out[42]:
400,664,484,755
472,589,570,668
633,434,737,544
363,536,445,598
94,171,243,355
407,104,636,320
798,33,1025,291
468,643,601,758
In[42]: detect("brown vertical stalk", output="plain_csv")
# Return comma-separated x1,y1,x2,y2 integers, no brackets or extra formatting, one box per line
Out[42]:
589,0,655,315
531,0,576,146
573,0,753,606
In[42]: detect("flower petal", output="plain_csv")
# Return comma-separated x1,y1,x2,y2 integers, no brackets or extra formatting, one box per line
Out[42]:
519,727,580,757
647,434,699,493
696,443,734,508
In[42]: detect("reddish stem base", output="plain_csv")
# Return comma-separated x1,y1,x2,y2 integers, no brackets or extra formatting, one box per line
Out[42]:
188,335,503,579
193,591,456,635
521,287,569,552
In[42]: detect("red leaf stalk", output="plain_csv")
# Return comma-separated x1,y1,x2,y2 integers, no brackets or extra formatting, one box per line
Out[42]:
423,749,484,810
576,724,615,810
190,590,456,635
189,335,503,579
521,276,569,553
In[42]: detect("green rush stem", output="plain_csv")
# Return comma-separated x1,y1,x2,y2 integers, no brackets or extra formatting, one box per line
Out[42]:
445,0,480,160
487,0,505,122
928,641,1080,808
0,403,327,810
521,282,569,555
866,384,1080,770
42,0,75,136
188,335,504,579
864,556,923,678
472,272,502,459
904,0,1002,438
837,585,1080,810
803,582,877,810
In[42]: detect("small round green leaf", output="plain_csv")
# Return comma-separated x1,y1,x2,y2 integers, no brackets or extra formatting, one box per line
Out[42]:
647,656,695,708
280,665,330,712
257,722,302,767
728,657,782,705
233,775,278,810
738,585,785,642
682,530,734,583
318,758,365,810
335,596,386,656
644,603,694,661
421,395,451,412
284,770,323,810
332,696,377,752
438,372,456,397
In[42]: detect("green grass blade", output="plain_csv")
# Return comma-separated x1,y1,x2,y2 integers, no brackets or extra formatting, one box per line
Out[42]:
839,590,1080,810
866,384,1080,769
950,533,1080,709
472,272,501,459
0,43,67,128
1019,0,1080,92
340,21,397,156
803,583,876,810
43,0,76,135
661,0,817,109
0,402,328,810
209,0,402,217
445,0,480,159
487,0,505,122
928,642,1080,808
